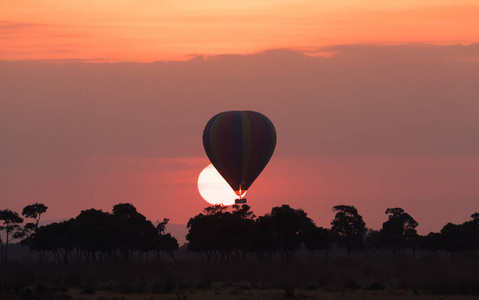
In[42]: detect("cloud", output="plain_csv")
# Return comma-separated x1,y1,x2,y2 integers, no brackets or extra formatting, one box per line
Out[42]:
1,44,478,162
323,43,479,61
0,21,43,30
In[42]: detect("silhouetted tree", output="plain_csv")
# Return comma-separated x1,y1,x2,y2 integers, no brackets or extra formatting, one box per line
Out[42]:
22,203,48,229
0,209,24,263
441,223,467,257
268,205,313,259
232,204,256,220
21,222,51,260
187,205,259,261
204,204,228,215
187,206,225,261
251,215,277,261
440,213,479,257
74,209,114,263
111,203,161,261
32,220,76,264
466,212,479,249
155,218,178,260
22,203,176,264
233,205,256,256
363,228,380,252
376,208,418,254
418,232,442,256
15,203,49,241
331,205,366,258
157,218,169,235
301,222,332,258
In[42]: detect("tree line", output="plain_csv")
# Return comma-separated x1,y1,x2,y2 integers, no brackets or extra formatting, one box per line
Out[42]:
0,203,178,264
186,204,479,261
1,203,478,264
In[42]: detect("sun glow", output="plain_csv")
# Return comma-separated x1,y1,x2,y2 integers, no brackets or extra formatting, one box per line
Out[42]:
197,164,240,206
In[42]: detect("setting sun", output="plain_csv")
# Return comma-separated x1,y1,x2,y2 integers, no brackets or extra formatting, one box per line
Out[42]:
197,164,240,206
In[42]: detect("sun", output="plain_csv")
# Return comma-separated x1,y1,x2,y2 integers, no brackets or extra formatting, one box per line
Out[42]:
197,164,240,206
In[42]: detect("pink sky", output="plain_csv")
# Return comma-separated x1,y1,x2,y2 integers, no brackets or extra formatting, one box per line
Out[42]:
1,1,479,241
1,45,479,238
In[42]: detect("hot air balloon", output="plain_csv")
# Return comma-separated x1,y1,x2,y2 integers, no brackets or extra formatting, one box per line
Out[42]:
203,111,276,204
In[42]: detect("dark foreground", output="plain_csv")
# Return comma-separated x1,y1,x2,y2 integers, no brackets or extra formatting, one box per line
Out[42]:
1,252,479,299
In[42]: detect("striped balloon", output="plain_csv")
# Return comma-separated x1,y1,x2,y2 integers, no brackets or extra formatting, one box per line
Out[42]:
203,111,276,197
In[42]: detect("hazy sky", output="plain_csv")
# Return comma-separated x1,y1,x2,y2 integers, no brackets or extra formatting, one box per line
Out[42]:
1,1,479,236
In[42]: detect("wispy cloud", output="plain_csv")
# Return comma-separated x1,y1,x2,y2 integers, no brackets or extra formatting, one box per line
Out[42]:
0,21,46,30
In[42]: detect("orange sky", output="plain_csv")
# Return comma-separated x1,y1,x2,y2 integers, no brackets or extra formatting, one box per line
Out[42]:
1,0,479,61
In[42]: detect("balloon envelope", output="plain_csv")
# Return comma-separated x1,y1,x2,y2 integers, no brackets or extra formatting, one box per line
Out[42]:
203,111,276,197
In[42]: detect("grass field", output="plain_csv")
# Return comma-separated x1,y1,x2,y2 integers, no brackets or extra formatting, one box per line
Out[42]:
2,250,479,299
65,288,479,300
11,286,479,300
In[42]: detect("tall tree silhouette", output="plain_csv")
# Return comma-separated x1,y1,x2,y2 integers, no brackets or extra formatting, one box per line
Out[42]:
331,205,366,258
155,217,179,259
12,203,49,241
156,219,178,260
268,205,312,259
186,205,226,261
112,203,159,261
74,209,114,263
376,208,418,254
22,203,48,229
0,209,23,263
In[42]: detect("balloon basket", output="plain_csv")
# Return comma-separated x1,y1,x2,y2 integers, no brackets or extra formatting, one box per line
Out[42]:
235,198,247,204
